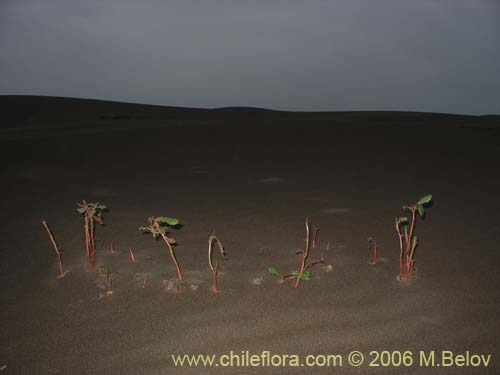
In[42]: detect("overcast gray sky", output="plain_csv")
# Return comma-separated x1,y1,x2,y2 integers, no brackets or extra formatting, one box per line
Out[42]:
1,0,499,114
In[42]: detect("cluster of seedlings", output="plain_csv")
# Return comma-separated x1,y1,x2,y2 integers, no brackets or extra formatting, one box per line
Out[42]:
41,203,231,295
395,194,433,281
41,194,433,296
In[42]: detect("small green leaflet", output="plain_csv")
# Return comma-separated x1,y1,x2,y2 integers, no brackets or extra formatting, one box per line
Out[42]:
418,194,432,205
77,207,86,213
267,266,280,277
411,235,418,248
157,216,179,226
396,216,408,225
417,204,425,217
291,270,312,281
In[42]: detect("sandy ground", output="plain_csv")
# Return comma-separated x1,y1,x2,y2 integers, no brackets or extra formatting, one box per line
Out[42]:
1,96,499,374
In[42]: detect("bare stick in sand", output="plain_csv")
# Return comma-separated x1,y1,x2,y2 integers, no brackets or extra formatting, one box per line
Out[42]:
368,237,378,265
140,216,183,294
42,221,65,277
129,248,136,263
306,254,325,270
208,234,228,293
312,225,319,249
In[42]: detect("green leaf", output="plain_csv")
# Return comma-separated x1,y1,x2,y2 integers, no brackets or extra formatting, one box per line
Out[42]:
77,208,86,214
402,205,411,212
417,204,425,217
396,216,408,225
157,216,179,226
291,270,311,281
300,272,311,281
267,266,280,277
166,217,179,226
411,235,418,248
418,194,432,205
158,227,166,234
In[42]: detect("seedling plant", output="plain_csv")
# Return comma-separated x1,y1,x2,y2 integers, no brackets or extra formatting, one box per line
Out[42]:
208,234,228,293
140,216,183,293
268,218,325,288
77,201,107,271
395,194,433,281
42,221,66,278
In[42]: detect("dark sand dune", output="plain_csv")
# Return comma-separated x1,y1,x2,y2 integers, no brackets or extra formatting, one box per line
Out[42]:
1,96,499,374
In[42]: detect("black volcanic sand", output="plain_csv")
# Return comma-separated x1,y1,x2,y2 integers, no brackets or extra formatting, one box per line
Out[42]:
1,97,499,374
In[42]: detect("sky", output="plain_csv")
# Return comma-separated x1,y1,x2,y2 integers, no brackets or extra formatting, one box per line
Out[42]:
1,0,499,115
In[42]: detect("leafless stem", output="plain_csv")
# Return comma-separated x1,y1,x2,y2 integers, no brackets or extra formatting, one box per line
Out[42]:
312,225,319,249
306,254,325,270
208,234,227,293
161,233,183,294
84,218,90,257
368,237,377,265
90,218,95,270
42,221,64,276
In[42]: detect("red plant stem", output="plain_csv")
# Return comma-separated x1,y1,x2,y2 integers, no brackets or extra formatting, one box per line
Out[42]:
306,255,325,270
42,221,64,276
129,248,136,263
406,209,417,278
407,258,413,278
57,255,64,276
371,243,378,264
282,274,296,282
208,235,226,293
408,243,417,278
89,218,95,270
90,218,95,257
404,226,409,248
208,236,216,291
312,226,319,249
396,222,404,281
161,233,183,294
212,269,218,293
84,218,90,257
294,218,310,289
